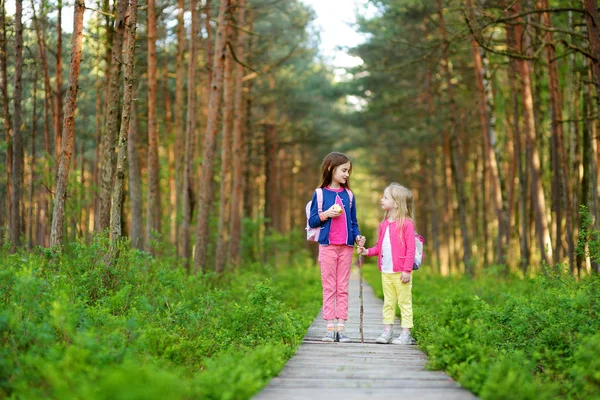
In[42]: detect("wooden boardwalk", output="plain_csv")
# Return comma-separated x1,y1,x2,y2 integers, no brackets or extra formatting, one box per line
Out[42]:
255,268,477,400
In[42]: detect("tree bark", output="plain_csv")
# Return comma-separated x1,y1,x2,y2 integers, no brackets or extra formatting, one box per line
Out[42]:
228,0,247,267
110,0,137,243
163,58,177,248
10,0,24,252
437,0,473,274
467,0,508,265
146,0,161,247
540,0,574,272
55,0,64,163
583,0,600,124
174,0,186,255
182,0,198,267
98,0,128,233
215,39,235,273
49,0,85,248
510,1,553,267
194,0,233,273
0,0,10,244
29,69,38,248
128,95,143,248
205,0,213,91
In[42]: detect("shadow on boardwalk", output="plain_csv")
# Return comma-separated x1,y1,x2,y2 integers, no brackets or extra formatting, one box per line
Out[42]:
255,268,477,400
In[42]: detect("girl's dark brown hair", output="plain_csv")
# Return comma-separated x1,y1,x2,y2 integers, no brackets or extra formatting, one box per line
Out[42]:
319,152,352,189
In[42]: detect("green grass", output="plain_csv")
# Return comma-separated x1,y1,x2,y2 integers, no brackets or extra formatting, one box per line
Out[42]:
362,261,600,400
0,236,322,399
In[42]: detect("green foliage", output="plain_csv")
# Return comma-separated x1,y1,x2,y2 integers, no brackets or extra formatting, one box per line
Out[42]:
361,261,600,399
0,238,321,399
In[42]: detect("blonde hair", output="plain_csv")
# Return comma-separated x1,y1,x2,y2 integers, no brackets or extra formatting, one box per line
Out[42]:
383,183,415,234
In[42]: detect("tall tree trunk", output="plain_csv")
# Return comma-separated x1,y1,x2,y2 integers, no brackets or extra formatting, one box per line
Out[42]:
467,0,507,265
228,0,247,267
29,69,38,248
205,0,213,91
181,0,198,267
583,62,600,274
582,0,600,274
31,2,55,152
540,0,573,271
164,59,177,248
146,0,161,247
94,0,113,232
263,104,278,232
98,0,129,232
194,0,233,273
510,2,553,267
49,0,85,248
10,0,24,252
437,0,473,274
505,14,530,274
174,0,186,255
215,35,235,273
55,0,64,163
583,0,600,124
110,0,137,243
0,0,10,244
128,96,143,248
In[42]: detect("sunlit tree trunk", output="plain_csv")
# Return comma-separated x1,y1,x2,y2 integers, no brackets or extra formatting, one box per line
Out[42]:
511,1,553,267
10,0,24,252
29,69,38,248
54,0,63,163
215,37,235,274
110,0,137,243
539,0,573,272
174,0,186,255
583,0,600,124
146,0,161,247
194,0,233,273
49,0,85,247
128,97,143,248
163,55,176,247
182,0,198,267
228,0,247,267
467,0,507,265
437,0,472,274
583,62,599,274
98,0,128,233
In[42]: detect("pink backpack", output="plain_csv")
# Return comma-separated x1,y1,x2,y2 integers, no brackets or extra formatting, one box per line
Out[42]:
305,188,353,242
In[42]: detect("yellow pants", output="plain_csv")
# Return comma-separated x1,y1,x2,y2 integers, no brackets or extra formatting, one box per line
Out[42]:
381,272,413,328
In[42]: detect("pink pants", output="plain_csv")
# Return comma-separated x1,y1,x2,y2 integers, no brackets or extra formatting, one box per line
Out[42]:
318,244,354,321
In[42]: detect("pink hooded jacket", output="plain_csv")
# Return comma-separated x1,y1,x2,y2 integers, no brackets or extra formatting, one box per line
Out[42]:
365,218,416,273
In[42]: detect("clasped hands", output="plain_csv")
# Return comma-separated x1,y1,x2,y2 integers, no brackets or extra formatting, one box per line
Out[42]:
356,235,367,255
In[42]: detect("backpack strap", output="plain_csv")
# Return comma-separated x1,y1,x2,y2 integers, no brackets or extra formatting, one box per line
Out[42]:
345,188,353,209
316,188,324,213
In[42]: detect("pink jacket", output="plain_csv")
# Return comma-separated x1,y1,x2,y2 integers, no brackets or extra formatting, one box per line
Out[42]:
365,218,416,273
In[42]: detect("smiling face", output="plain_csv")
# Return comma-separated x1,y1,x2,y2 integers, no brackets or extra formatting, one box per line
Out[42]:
380,189,397,211
332,162,351,187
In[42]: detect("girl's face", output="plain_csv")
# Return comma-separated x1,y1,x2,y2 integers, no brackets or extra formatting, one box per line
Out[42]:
380,190,397,211
332,162,351,186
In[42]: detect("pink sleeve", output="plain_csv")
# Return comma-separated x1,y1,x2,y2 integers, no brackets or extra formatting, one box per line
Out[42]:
402,220,416,273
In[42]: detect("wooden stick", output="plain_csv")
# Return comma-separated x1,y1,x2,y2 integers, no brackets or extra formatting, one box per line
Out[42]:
358,253,364,344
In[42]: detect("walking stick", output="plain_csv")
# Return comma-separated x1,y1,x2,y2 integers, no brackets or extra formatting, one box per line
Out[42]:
358,253,364,344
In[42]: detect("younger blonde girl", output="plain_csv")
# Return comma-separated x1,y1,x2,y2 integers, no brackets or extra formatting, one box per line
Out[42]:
358,183,416,344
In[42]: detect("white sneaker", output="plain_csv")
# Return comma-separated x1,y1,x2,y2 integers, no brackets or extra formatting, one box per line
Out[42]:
376,329,393,344
322,330,336,342
392,331,416,345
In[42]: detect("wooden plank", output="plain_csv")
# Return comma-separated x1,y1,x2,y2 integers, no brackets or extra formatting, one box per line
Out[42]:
253,268,477,399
